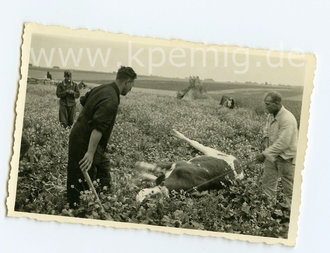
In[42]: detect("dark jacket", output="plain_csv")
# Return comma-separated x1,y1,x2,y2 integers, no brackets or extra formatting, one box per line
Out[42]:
56,80,80,106
70,82,120,151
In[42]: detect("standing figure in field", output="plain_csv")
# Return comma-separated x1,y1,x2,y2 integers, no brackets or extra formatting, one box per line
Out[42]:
176,76,206,99
46,71,52,80
56,71,80,128
135,129,244,202
256,91,298,207
67,66,137,208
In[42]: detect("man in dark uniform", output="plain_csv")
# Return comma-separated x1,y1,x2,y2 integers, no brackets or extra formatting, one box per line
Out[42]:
67,66,137,208
56,71,80,128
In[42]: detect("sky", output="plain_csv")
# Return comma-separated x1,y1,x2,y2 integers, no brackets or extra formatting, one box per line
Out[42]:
29,33,307,86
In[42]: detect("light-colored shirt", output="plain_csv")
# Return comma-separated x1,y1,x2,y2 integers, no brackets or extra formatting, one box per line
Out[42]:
262,106,298,163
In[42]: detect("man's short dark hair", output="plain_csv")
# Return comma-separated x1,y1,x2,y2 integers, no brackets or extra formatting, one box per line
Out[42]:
116,66,137,81
264,91,282,104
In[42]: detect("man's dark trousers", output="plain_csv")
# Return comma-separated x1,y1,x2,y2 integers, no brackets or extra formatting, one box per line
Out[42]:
59,104,76,128
67,145,111,208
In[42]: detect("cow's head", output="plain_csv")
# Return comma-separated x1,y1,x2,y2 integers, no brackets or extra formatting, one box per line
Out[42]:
136,186,169,203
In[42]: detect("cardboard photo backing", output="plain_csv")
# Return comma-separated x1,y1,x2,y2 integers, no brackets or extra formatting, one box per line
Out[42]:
7,23,316,246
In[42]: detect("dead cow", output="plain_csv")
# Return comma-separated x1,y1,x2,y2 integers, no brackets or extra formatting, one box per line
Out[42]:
135,130,244,202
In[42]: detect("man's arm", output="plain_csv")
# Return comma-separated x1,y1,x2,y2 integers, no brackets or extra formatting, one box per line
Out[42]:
262,119,295,162
261,137,269,150
255,115,270,163
56,82,67,98
73,82,80,99
80,98,118,171
261,114,271,149
79,129,102,172
80,90,91,106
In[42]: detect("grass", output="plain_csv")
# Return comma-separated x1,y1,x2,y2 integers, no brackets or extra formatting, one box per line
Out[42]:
14,81,303,238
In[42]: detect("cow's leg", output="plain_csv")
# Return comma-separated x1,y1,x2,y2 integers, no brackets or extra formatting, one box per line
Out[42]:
135,162,161,173
135,161,175,184
172,129,241,177
140,172,158,181
172,129,224,157
156,161,174,171
135,161,174,173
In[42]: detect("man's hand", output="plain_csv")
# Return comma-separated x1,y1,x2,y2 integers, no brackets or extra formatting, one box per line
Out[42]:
79,152,94,172
261,137,269,150
67,89,74,94
256,153,266,163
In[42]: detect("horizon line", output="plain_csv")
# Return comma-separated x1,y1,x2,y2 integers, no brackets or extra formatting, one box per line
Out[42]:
28,64,302,87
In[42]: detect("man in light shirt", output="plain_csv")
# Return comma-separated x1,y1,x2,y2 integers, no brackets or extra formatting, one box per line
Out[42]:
256,91,298,207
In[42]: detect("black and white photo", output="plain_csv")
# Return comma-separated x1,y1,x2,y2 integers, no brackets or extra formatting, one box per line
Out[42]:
7,23,315,246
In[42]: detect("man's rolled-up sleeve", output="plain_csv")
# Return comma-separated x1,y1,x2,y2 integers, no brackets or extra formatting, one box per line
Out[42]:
90,101,117,134
80,90,91,106
262,119,295,162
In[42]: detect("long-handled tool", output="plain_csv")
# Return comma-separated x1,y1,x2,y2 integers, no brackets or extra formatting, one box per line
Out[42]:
81,169,110,219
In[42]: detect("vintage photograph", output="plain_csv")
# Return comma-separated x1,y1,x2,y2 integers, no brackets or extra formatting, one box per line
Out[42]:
7,23,315,246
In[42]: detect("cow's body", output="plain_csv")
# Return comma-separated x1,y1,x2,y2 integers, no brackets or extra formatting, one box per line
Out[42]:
136,130,244,202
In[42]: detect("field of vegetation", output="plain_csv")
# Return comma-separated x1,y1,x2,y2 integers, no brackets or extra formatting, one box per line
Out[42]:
29,65,304,91
15,81,303,238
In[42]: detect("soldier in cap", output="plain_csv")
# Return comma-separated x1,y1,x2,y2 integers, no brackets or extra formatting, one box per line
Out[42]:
56,71,80,128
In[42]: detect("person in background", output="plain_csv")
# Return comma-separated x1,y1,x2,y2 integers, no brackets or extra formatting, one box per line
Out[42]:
256,91,298,207
78,80,86,90
67,66,137,208
56,71,80,128
47,71,52,80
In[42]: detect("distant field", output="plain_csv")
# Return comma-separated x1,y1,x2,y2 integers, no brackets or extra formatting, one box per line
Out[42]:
28,66,184,83
28,66,117,82
28,66,303,123
28,66,303,93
